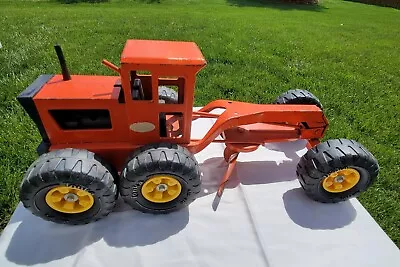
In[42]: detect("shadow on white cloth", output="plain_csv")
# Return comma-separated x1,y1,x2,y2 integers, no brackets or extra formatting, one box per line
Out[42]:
198,156,356,230
283,188,356,229
5,141,357,265
5,205,190,265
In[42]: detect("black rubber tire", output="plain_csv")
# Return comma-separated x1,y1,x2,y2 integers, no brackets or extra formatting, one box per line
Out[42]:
119,143,201,214
19,148,118,225
296,139,379,203
274,89,323,109
158,86,178,104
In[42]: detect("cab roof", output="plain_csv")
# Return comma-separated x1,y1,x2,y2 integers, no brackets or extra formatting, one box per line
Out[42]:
120,40,207,66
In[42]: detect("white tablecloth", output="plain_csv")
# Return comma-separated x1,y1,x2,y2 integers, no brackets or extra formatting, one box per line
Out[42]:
0,114,399,267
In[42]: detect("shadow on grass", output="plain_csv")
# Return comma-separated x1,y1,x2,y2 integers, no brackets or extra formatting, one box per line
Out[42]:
138,0,162,3
53,0,109,3
227,0,328,11
344,0,399,9
53,0,163,3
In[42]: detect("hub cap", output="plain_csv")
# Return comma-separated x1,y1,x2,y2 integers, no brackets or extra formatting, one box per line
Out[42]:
45,186,94,213
141,175,182,203
322,168,360,193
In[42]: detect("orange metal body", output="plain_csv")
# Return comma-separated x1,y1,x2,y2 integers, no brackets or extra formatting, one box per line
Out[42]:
31,40,328,172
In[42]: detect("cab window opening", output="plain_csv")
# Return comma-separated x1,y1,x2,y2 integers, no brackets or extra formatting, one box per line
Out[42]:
130,70,153,100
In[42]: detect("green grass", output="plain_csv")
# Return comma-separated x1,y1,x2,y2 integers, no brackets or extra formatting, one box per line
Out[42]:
0,0,399,246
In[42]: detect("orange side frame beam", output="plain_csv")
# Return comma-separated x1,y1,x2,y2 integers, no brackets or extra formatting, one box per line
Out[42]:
187,100,328,154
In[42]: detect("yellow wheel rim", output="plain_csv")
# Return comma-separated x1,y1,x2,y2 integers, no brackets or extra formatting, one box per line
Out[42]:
322,168,360,193
141,175,182,203
45,186,94,214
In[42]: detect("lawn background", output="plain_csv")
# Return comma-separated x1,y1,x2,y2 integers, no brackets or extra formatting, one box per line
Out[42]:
0,0,399,246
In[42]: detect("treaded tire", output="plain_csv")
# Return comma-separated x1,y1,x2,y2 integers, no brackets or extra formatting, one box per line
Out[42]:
296,139,379,203
19,148,118,225
119,143,201,214
158,86,178,104
274,89,323,109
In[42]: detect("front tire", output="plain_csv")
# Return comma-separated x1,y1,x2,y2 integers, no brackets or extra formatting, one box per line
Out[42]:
119,143,201,214
296,139,379,203
19,148,117,225
274,89,323,109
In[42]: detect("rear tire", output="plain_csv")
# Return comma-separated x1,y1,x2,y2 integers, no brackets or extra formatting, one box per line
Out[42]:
119,143,201,214
296,139,379,203
158,86,178,104
19,148,117,225
274,89,323,109
158,87,178,136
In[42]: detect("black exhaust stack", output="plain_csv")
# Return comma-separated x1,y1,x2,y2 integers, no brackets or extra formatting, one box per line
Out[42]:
54,44,71,81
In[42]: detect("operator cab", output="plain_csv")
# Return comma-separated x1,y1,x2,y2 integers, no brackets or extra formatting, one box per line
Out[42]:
118,40,207,144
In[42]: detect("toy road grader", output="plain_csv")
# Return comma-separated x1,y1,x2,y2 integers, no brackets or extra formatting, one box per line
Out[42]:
17,40,379,225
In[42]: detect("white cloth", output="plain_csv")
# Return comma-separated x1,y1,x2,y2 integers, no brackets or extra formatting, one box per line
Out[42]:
0,114,399,267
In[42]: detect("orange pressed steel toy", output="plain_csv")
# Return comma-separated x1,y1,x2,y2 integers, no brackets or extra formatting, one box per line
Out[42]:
17,40,379,224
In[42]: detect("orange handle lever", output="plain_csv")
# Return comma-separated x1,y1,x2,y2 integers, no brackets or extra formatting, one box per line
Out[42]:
101,59,120,74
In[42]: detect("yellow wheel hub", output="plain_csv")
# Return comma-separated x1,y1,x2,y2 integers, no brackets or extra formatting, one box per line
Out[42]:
322,168,360,193
141,175,182,203
45,186,94,214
